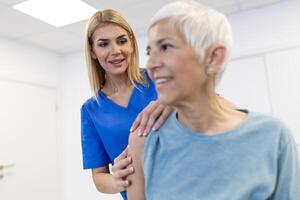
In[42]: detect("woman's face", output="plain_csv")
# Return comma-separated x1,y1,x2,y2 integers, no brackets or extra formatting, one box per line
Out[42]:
91,23,133,77
146,20,208,106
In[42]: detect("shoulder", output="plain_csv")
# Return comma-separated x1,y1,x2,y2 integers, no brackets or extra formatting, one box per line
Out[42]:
247,111,288,131
154,111,178,133
142,68,151,81
248,111,294,147
128,130,147,162
137,68,154,88
129,131,147,152
134,69,157,100
81,96,100,112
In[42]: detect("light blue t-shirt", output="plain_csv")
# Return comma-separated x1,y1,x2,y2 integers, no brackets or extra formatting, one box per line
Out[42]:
144,111,300,200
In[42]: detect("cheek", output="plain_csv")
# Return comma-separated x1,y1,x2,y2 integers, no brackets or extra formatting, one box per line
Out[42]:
97,56,106,67
93,52,108,69
93,48,106,60
126,46,134,56
173,72,199,100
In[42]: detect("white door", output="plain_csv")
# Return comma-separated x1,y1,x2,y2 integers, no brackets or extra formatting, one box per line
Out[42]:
0,80,59,200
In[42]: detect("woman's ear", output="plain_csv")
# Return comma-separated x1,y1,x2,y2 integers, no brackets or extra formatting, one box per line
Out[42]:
91,49,97,60
129,35,134,54
205,45,226,75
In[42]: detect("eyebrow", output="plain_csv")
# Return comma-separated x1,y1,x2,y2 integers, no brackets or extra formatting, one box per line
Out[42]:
97,34,127,42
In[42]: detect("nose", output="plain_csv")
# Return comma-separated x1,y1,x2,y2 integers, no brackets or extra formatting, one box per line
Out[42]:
146,50,162,80
146,50,162,71
110,42,121,56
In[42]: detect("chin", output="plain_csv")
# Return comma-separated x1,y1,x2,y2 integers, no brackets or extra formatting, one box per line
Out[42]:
109,66,128,75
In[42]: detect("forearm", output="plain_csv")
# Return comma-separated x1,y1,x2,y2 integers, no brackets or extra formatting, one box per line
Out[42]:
92,172,121,194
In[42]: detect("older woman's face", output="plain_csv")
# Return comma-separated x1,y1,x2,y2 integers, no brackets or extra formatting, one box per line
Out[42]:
146,20,207,106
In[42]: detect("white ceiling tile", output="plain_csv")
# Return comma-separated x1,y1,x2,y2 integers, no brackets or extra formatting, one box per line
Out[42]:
0,0,25,6
197,0,237,9
0,4,53,38
238,0,282,10
120,0,167,36
164,0,236,9
0,0,289,54
83,0,167,36
60,20,88,39
218,4,240,14
158,0,240,14
22,30,83,53
82,0,142,10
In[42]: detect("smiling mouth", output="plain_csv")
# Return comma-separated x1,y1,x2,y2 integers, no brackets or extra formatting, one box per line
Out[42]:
154,77,173,85
108,58,125,65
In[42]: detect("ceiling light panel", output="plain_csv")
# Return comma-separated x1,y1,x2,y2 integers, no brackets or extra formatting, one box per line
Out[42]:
13,0,97,27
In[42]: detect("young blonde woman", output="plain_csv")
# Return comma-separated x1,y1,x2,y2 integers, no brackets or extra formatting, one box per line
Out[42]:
127,1,300,200
80,9,172,200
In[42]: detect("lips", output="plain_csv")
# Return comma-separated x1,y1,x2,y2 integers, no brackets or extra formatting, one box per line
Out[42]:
153,76,173,85
108,58,125,65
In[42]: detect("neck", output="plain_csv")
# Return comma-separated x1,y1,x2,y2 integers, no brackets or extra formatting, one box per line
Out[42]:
103,73,131,95
175,92,245,135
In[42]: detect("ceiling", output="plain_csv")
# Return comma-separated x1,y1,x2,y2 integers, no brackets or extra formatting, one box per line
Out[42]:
0,0,287,55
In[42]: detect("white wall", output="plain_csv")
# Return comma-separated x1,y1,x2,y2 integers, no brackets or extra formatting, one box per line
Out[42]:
222,0,300,145
229,0,300,58
58,52,122,200
0,37,62,199
0,37,60,88
59,0,300,199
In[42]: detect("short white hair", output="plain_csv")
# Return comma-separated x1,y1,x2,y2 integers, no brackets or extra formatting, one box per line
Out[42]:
149,0,233,84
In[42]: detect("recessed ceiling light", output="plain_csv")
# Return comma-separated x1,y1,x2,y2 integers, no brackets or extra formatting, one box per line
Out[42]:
13,0,97,27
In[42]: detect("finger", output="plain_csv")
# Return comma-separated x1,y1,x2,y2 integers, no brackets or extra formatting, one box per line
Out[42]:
142,104,165,136
112,156,132,173
130,113,142,132
152,106,173,131
114,147,129,163
112,148,129,173
116,179,130,190
137,101,159,136
113,166,134,179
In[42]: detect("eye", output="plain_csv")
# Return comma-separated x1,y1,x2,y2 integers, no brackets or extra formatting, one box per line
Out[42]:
97,42,108,47
118,38,128,45
146,49,150,56
160,43,173,52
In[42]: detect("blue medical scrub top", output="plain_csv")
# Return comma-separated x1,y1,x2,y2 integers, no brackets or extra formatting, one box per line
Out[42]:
81,72,157,200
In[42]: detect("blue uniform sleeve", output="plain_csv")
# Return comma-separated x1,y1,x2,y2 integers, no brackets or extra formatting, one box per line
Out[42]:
271,129,300,199
81,105,110,169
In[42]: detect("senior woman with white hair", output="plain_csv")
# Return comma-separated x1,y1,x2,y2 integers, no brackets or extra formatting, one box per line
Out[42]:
126,1,300,200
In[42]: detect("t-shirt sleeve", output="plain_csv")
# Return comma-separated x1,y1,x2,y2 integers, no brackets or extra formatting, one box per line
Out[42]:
271,127,300,199
81,105,110,169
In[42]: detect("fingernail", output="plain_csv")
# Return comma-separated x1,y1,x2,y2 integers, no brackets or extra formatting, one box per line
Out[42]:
138,129,143,136
128,157,131,162
130,127,133,132
142,131,148,136
130,167,134,172
152,127,157,131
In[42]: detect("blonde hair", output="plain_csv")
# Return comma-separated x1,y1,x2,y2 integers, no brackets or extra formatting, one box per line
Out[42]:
85,9,143,97
149,1,233,84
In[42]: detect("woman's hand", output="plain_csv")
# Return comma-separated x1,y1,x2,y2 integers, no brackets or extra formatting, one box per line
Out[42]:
130,100,173,136
111,146,134,192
